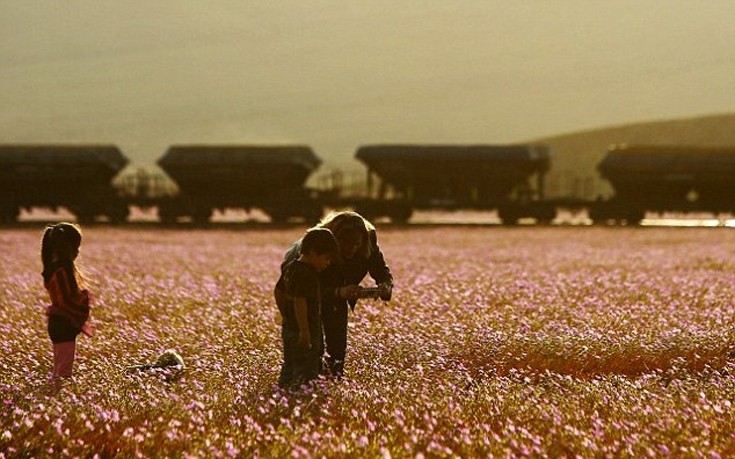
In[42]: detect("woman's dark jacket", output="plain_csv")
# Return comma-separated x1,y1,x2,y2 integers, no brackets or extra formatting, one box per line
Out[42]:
281,230,392,309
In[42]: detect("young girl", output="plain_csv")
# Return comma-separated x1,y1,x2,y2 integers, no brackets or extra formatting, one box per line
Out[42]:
41,222,93,379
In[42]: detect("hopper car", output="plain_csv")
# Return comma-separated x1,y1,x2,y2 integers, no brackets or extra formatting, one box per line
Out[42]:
1,143,734,225
154,145,324,224
353,144,555,224
588,144,735,225
0,145,130,223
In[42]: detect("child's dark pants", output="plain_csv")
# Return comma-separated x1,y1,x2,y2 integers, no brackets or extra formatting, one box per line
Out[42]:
279,325,320,388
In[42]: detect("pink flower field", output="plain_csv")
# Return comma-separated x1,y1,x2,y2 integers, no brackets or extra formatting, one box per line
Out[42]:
1,226,735,457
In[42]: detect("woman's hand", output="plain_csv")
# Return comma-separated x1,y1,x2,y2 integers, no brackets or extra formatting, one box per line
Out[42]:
378,283,393,301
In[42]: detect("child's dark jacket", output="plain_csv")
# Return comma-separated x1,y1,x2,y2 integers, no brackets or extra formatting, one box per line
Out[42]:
276,260,322,342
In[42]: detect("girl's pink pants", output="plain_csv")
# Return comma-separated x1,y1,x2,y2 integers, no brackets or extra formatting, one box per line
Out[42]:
52,341,76,378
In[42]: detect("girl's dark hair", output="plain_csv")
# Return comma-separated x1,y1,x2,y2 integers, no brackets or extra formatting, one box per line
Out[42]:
41,222,83,275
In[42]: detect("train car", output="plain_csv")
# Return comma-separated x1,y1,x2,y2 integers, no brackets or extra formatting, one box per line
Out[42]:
156,144,324,223
589,144,735,224
0,144,129,223
354,144,555,224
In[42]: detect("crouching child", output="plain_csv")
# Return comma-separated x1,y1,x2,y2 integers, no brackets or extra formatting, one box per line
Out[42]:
275,228,338,388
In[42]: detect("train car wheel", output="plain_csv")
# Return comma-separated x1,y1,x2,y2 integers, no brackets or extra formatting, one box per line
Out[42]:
533,204,556,225
497,205,520,226
192,207,212,225
108,204,130,225
77,214,95,224
264,208,289,224
69,206,94,224
157,201,181,224
624,210,645,226
0,205,19,223
389,207,413,224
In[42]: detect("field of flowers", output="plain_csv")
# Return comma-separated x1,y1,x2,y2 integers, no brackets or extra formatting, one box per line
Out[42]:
2,224,735,457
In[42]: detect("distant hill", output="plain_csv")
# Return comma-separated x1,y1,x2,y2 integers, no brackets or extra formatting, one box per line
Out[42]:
531,113,735,200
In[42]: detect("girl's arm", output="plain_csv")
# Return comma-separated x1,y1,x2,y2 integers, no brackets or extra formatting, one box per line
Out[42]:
52,266,89,316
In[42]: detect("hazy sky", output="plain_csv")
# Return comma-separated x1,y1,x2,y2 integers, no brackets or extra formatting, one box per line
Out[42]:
2,1,734,168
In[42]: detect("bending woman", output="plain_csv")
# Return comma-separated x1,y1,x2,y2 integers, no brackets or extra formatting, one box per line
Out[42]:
279,211,393,378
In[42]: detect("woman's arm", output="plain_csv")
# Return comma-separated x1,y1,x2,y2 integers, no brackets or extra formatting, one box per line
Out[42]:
367,232,393,286
366,232,393,301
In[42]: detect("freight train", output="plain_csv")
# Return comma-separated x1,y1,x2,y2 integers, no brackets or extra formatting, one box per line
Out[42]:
1,143,734,225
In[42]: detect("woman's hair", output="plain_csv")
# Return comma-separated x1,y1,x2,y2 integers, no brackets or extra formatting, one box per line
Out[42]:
41,222,83,277
315,211,374,259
